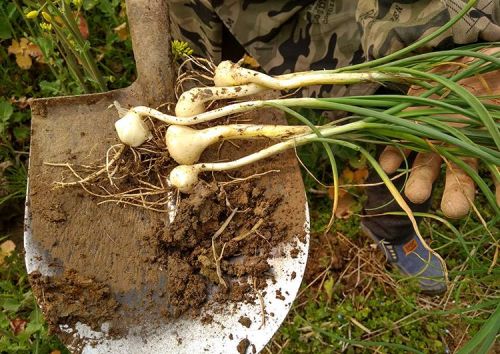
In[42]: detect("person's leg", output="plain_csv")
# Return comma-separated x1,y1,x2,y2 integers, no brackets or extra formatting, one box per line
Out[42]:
361,152,447,295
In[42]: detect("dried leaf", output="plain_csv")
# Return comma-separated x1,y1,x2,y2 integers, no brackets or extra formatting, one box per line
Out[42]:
10,96,32,109
77,13,89,39
240,54,259,68
10,318,27,335
7,38,44,69
352,167,368,183
341,166,368,184
26,42,43,58
50,350,62,354
0,161,13,172
114,22,128,41
16,53,32,70
0,240,16,266
341,168,354,183
7,40,21,55
328,188,355,219
336,189,355,219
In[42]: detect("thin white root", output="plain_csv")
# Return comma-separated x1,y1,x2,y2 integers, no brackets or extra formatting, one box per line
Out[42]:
212,208,238,288
45,145,126,187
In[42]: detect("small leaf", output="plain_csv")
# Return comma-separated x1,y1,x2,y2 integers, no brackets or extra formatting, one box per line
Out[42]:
0,312,9,328
13,126,30,142
15,53,32,70
0,15,12,39
0,100,14,123
7,39,21,55
9,318,27,335
333,189,355,219
1,298,22,312
114,22,128,41
77,13,89,39
0,240,16,266
240,54,259,68
323,276,335,302
39,80,62,96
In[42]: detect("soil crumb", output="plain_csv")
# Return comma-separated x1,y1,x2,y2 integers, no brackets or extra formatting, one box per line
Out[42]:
29,269,119,333
238,316,252,328
156,180,289,317
237,338,251,354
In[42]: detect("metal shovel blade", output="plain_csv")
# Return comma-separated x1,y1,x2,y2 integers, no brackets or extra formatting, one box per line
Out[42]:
25,1,309,353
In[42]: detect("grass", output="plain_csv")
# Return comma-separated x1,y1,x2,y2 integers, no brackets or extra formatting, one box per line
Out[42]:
0,248,70,354
265,147,499,353
1,1,499,353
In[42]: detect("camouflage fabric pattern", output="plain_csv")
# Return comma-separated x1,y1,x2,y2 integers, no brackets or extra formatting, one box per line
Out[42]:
170,0,500,97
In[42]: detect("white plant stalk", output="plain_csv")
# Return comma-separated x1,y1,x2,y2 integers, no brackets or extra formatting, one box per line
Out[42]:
168,121,367,193
175,84,265,117
116,97,352,133
171,61,412,117
213,60,411,89
166,124,312,165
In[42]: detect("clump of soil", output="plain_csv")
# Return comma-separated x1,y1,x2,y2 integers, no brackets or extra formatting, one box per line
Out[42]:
237,338,251,354
156,179,289,317
238,316,252,328
29,269,119,333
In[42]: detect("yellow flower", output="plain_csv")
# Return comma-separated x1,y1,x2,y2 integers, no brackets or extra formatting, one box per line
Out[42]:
26,10,39,19
40,22,52,31
41,11,52,22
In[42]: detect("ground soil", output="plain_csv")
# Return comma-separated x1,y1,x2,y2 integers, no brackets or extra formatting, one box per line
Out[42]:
29,269,119,333
155,179,289,317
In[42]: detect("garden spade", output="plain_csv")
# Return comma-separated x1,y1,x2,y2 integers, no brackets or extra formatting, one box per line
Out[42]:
25,0,309,353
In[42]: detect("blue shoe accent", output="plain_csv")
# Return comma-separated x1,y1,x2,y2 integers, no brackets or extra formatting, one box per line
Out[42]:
361,223,448,295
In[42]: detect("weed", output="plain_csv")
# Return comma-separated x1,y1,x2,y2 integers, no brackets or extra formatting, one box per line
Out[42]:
0,246,69,353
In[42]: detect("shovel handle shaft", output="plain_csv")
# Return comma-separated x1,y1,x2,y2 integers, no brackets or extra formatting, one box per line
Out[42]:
126,0,174,105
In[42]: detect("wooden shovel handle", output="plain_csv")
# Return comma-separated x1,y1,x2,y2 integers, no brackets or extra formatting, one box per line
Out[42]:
126,0,174,105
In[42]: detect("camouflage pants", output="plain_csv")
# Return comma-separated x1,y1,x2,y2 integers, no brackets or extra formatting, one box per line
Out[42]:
170,0,500,242
170,0,500,97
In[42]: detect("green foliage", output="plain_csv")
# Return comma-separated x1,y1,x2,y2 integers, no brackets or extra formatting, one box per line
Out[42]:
278,287,450,354
269,178,500,353
0,0,135,212
0,249,69,354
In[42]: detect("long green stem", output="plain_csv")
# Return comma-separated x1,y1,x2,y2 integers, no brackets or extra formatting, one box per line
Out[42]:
381,67,500,149
270,103,340,230
261,98,500,165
